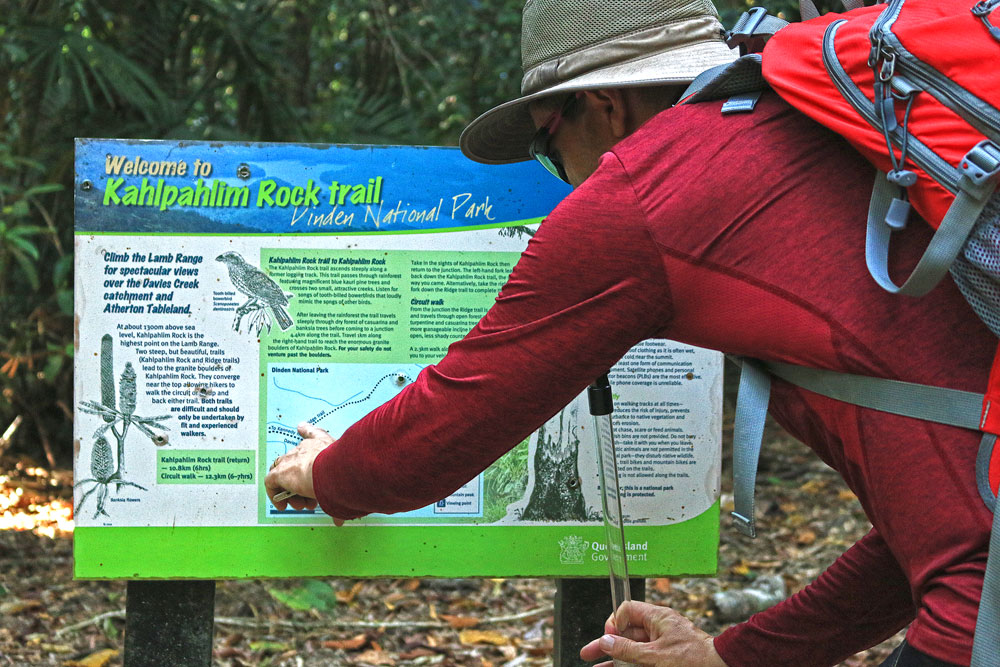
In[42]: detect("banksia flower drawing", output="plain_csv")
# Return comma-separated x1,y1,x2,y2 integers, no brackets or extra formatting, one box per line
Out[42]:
76,334,169,518
75,435,146,519
100,335,115,423
91,436,114,480
120,363,136,417
216,251,294,335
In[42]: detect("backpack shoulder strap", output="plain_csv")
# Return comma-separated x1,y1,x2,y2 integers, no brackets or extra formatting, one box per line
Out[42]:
678,9,788,111
729,355,1000,666
728,355,989,538
678,54,767,107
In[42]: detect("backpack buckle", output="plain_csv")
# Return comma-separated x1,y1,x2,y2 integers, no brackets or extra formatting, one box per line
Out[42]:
726,7,771,55
960,141,1000,192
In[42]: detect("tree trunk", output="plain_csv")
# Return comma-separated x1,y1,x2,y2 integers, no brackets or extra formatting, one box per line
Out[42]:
522,403,589,521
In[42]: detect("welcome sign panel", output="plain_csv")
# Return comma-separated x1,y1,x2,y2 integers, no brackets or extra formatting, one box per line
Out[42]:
73,139,722,579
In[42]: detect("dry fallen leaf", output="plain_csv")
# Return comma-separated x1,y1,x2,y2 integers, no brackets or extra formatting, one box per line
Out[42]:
40,643,75,655
799,480,826,494
524,640,554,657
838,489,858,502
337,582,365,604
1,598,43,614
652,578,671,594
323,633,369,651
404,579,421,592
796,529,817,546
399,647,437,660
62,649,119,667
355,649,395,665
729,562,751,577
384,592,410,611
459,630,510,646
214,646,246,659
439,613,480,629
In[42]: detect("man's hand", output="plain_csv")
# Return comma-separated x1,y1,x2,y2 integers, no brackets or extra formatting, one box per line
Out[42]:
580,601,728,667
265,422,344,524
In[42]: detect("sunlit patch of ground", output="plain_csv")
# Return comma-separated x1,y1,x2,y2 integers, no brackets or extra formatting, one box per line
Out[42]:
0,466,74,538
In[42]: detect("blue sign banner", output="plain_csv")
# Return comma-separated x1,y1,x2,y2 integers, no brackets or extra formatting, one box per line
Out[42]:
75,139,571,235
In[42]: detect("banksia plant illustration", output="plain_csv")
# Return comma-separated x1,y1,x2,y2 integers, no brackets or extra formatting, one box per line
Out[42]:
74,436,146,518
76,334,170,518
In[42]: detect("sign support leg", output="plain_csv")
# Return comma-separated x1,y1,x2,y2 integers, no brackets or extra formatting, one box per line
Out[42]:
124,580,216,667
553,578,645,667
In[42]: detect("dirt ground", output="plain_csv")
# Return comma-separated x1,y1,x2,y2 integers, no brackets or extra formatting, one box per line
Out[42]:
0,420,902,667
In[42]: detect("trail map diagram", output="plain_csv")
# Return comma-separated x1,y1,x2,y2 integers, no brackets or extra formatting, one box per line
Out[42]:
263,362,482,520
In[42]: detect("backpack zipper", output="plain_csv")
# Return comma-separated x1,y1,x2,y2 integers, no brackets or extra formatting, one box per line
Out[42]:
879,30,1000,144
972,0,1000,41
868,0,906,67
823,20,962,194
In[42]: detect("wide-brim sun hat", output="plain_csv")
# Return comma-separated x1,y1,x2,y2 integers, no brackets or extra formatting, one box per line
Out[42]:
460,0,738,165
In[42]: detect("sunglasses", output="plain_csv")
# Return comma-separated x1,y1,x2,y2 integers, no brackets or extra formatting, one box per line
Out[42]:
529,93,580,184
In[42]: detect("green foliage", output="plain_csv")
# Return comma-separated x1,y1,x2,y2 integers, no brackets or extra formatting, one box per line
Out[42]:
268,580,340,613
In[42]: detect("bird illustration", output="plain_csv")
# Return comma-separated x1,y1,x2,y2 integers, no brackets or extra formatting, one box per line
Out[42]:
216,251,294,334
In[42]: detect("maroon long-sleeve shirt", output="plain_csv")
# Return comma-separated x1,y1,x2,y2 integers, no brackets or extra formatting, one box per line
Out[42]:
313,94,993,665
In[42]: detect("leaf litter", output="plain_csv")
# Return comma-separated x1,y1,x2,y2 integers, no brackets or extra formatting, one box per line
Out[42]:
0,420,902,665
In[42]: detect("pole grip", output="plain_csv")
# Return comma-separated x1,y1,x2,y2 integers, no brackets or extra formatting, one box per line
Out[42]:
588,373,613,416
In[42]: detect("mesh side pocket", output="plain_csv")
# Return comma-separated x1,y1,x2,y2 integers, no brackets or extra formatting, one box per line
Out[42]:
950,191,1000,337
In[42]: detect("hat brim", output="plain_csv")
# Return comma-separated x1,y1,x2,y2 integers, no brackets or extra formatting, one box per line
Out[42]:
460,39,738,165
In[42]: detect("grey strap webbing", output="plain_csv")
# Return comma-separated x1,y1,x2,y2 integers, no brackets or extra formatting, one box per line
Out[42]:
730,357,1000,664
973,490,1000,666
727,9,790,53
866,141,1000,298
679,55,767,106
731,359,771,537
729,356,986,537
866,171,998,297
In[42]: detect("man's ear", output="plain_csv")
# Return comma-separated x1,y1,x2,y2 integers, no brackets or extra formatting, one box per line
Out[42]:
581,89,630,140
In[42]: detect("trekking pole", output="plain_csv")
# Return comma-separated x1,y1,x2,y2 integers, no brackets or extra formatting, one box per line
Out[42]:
589,373,637,667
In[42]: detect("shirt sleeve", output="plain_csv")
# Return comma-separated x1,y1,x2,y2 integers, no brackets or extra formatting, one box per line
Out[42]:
311,154,673,519
714,527,915,666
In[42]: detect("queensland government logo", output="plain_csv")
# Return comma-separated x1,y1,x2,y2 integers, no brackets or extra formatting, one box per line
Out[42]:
558,535,588,565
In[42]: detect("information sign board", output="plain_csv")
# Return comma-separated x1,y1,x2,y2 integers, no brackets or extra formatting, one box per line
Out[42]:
73,140,722,578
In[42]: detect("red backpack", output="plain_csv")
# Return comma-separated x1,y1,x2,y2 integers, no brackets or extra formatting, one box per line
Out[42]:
681,1,1000,663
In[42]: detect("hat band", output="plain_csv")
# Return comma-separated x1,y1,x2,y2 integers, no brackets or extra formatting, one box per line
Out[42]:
520,16,726,96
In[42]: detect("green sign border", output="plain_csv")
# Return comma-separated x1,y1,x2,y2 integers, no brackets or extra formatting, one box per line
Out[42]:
74,504,718,579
